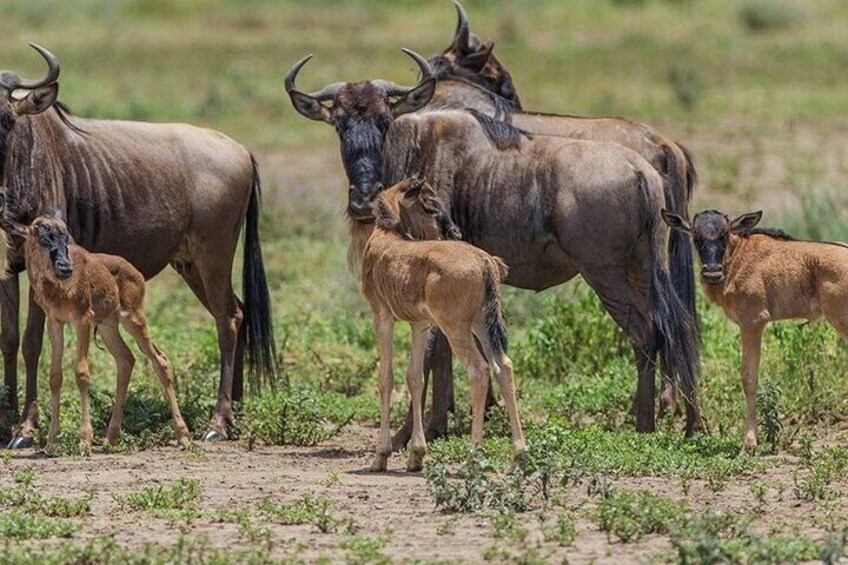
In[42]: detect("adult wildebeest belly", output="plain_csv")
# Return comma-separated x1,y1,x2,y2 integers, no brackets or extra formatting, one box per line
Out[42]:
443,142,654,292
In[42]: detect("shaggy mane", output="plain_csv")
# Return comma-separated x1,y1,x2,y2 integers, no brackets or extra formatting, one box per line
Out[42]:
467,109,529,151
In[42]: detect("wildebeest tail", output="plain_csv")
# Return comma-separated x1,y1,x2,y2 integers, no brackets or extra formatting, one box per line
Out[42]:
637,171,701,435
243,155,277,392
483,256,509,357
662,144,699,343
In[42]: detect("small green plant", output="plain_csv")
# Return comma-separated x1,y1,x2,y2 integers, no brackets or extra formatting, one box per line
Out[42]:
341,535,390,565
749,480,768,513
119,478,202,514
757,380,783,454
258,492,337,532
593,490,685,543
0,511,77,539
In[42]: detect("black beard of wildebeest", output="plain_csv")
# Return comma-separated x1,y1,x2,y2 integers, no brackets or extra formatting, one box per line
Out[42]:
0,44,276,447
285,50,703,445
416,0,701,441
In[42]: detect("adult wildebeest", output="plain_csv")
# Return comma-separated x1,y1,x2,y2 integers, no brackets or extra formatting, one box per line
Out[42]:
284,50,702,436
663,209,848,452
0,45,275,447
396,1,701,445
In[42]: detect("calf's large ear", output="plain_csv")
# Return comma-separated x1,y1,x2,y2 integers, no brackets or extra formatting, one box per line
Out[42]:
730,211,763,233
660,209,692,233
13,83,58,116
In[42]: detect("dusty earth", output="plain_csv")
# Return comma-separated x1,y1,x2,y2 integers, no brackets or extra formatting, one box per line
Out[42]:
2,423,838,564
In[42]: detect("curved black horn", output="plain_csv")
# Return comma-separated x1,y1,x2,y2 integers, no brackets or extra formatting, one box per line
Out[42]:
371,49,433,98
284,53,314,94
14,44,60,90
453,0,471,52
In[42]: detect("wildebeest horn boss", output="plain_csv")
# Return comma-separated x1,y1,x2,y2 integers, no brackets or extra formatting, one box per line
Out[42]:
0,45,276,447
285,51,703,438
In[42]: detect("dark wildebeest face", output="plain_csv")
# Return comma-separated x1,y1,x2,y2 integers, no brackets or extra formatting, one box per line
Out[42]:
429,1,520,108
376,177,462,241
29,214,74,279
662,209,762,284
285,49,436,220
0,45,61,160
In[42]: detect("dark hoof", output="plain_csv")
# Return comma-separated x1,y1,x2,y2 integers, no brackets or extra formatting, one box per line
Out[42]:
200,430,225,442
7,436,34,450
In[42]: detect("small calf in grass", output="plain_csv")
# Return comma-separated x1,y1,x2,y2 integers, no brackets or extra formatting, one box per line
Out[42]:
662,208,848,451
7,211,190,454
361,178,525,472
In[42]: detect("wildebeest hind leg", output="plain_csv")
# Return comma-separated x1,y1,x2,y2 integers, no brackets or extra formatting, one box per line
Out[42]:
0,274,20,444
581,266,657,433
175,258,242,440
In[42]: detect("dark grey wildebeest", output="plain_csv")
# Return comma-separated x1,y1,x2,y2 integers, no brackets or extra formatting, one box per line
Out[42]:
284,50,703,437
0,45,275,447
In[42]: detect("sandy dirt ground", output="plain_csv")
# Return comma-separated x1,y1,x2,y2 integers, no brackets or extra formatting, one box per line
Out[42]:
2,423,838,564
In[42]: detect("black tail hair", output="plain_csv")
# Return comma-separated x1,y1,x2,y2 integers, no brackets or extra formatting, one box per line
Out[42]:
483,262,508,357
662,145,699,344
638,172,701,435
243,155,276,392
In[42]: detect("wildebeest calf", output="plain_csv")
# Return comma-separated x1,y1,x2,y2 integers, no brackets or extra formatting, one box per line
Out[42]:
6,211,190,454
663,208,848,451
361,178,525,472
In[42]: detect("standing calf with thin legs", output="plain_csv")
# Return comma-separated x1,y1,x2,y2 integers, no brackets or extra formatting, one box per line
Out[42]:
360,178,525,472
7,212,190,454
663,208,848,451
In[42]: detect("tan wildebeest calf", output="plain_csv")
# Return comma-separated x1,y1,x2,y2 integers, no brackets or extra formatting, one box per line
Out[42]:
359,178,525,472
7,212,190,453
662,208,848,451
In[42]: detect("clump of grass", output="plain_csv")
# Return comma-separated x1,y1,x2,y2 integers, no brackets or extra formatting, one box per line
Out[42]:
257,492,338,532
757,380,783,454
240,384,352,446
0,511,77,540
593,489,685,542
739,1,806,33
0,469,91,518
118,478,202,515
668,63,702,109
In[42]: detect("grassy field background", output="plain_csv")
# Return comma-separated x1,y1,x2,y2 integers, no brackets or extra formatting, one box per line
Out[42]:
2,0,848,562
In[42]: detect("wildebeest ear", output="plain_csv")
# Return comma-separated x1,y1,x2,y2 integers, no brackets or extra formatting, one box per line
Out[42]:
391,78,436,117
660,209,692,233
13,83,58,116
438,212,462,241
730,211,763,233
289,91,332,123
374,200,400,232
463,42,494,73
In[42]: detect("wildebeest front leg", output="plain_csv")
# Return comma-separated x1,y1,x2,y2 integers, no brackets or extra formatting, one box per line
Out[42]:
0,274,20,444
17,290,45,446
740,324,764,452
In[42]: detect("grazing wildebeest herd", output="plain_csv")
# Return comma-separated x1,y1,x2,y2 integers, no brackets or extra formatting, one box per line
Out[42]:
0,1,842,471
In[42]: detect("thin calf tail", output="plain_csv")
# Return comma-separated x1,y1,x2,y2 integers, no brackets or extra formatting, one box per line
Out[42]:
243,155,277,392
483,257,508,359
637,171,701,435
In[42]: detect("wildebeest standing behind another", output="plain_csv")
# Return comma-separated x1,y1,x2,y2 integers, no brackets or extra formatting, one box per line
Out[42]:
0,45,275,447
425,1,700,424
285,50,702,436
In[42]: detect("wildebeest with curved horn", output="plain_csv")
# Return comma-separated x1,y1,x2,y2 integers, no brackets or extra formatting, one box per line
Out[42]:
401,1,702,443
0,44,275,447
284,49,703,436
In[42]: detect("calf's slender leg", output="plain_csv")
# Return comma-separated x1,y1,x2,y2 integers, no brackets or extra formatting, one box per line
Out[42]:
740,324,764,452
45,318,64,453
445,332,490,447
73,320,94,454
122,312,191,447
371,311,394,472
406,322,430,472
98,319,135,448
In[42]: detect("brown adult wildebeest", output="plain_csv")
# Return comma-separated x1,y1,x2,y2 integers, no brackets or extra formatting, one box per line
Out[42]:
401,1,701,444
7,211,191,454
0,45,275,447
360,177,524,472
284,50,702,436
662,209,848,452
